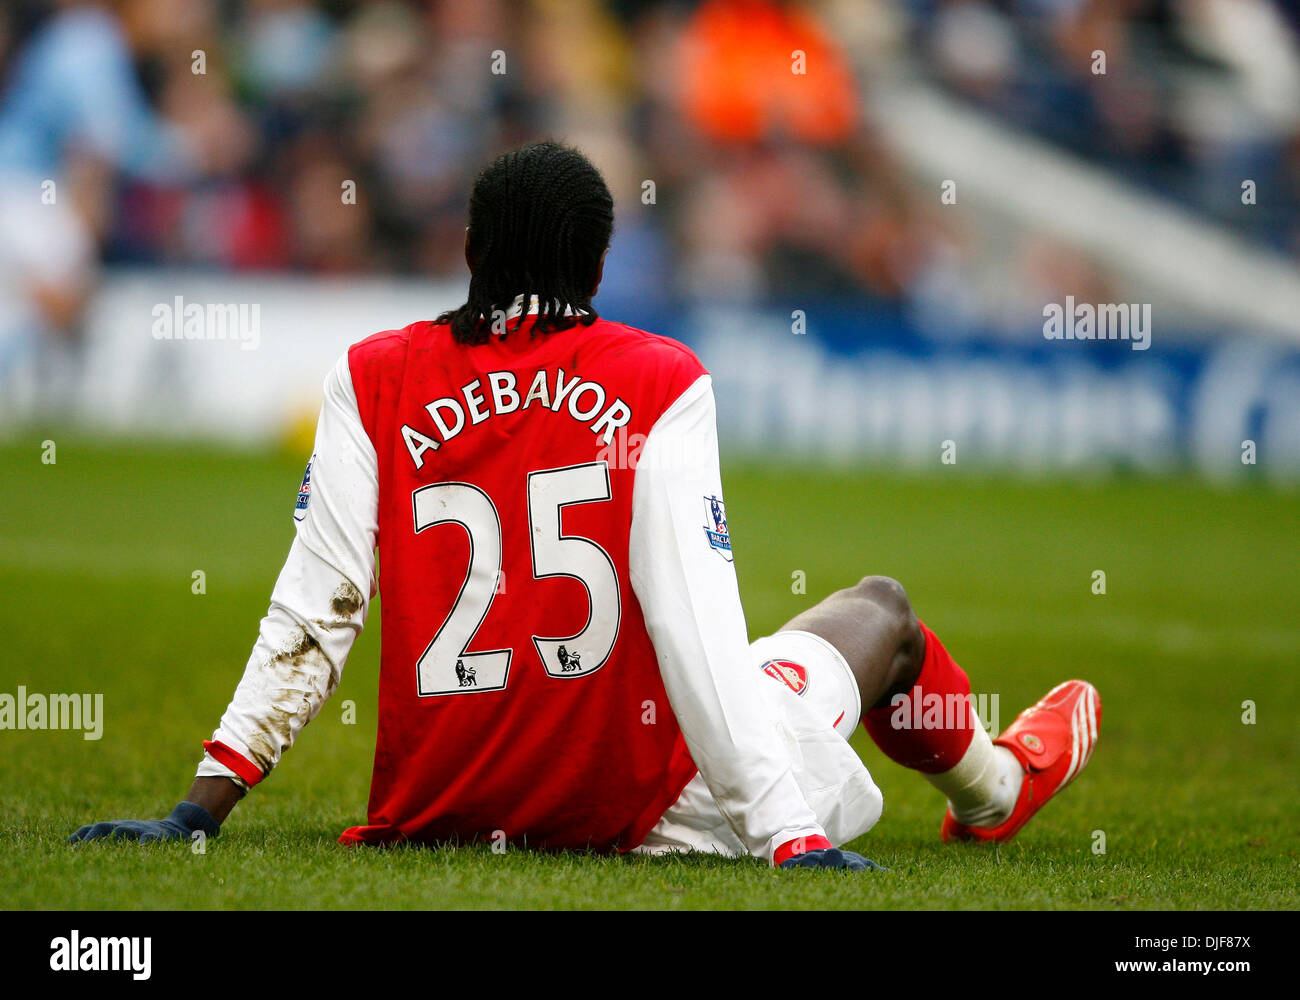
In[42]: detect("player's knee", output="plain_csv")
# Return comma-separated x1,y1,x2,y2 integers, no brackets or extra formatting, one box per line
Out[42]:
849,576,916,639
850,575,923,690
851,575,909,618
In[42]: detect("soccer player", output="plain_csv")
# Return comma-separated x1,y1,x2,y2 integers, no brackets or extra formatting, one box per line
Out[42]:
71,143,1100,867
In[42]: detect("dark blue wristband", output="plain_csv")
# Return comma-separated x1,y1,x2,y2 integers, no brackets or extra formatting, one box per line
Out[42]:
169,801,221,838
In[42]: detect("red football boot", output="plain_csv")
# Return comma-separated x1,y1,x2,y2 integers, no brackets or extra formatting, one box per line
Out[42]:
941,680,1102,843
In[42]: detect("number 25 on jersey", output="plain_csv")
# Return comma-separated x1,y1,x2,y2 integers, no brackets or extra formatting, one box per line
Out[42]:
412,461,622,696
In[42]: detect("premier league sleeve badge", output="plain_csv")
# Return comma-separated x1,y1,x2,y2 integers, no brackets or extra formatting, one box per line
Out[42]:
703,494,732,561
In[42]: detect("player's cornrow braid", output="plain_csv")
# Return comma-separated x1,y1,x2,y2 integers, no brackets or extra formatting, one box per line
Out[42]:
520,154,559,296
545,215,590,334
549,182,603,329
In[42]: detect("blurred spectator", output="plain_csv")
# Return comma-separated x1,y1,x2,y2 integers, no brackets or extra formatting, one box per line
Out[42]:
678,0,858,145
0,0,198,414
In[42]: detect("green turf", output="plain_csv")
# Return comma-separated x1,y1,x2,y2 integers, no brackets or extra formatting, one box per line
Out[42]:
1,437,1296,909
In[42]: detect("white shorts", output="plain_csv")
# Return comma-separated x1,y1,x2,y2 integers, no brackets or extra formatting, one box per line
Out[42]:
635,630,883,858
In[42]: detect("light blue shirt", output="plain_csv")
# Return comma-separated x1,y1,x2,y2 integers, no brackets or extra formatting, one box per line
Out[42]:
0,7,189,181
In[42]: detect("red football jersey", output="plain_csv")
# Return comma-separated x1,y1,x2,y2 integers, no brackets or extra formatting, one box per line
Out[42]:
339,314,704,851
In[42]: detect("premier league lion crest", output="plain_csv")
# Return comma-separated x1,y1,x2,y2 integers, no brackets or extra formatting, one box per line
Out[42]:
703,495,732,561
293,455,314,522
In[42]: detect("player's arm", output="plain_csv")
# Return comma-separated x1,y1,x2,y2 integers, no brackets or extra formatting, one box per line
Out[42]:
628,374,865,869
71,353,378,844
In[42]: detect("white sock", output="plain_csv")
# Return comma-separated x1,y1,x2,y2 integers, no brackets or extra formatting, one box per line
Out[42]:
924,722,1023,828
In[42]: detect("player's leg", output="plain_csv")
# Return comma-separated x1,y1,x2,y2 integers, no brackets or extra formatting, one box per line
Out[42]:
777,575,924,711
775,575,1020,830
776,576,1101,841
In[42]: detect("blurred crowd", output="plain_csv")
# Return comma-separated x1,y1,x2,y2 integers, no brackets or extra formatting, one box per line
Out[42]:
912,0,1300,254
0,0,1297,349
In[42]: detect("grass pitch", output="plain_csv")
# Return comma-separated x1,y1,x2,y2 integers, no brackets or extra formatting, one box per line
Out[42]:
0,438,1295,909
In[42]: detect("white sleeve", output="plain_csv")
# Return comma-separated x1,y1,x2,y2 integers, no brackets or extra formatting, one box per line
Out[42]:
628,374,826,864
197,353,378,787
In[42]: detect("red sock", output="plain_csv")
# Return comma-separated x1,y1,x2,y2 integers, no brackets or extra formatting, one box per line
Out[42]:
863,621,975,774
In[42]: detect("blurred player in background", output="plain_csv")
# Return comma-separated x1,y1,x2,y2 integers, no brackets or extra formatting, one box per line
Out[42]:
71,143,1101,866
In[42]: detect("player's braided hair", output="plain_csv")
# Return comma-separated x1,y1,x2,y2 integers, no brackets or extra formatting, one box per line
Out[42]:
438,142,614,344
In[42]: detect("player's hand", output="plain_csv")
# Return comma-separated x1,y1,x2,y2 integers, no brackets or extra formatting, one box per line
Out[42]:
779,847,886,871
69,802,221,844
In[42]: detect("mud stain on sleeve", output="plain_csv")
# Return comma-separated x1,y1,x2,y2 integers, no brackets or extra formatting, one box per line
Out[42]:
242,626,336,774
330,581,363,617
